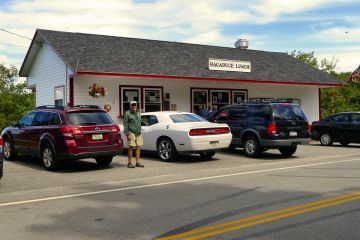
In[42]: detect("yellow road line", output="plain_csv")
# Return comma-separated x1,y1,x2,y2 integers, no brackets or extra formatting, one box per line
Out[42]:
158,192,360,240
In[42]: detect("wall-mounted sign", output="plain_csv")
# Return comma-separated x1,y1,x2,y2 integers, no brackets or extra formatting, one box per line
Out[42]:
209,58,251,73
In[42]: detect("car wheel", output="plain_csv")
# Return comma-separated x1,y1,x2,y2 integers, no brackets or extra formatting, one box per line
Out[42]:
340,141,349,146
42,144,59,171
157,137,178,162
320,133,333,146
279,145,297,157
243,136,262,158
95,156,113,167
199,151,216,159
3,138,17,160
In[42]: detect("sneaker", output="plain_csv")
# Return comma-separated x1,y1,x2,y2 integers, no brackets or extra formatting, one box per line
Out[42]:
135,163,144,168
128,163,135,168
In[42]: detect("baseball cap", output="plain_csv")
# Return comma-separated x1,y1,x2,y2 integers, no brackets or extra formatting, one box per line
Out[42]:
130,101,137,105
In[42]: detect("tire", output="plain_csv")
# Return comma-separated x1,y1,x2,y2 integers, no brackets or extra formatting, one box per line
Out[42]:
157,137,178,162
41,144,59,171
320,133,333,146
279,145,297,157
3,138,17,161
243,136,262,158
95,156,113,167
199,151,216,159
340,141,349,146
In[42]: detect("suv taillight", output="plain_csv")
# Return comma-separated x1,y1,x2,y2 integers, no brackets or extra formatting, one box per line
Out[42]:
60,127,83,139
0,137,3,146
267,122,277,135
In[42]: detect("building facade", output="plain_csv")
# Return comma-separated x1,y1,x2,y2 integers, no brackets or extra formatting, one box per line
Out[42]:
20,29,343,123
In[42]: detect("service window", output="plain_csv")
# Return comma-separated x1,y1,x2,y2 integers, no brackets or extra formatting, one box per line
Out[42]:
192,89,208,114
232,91,247,104
210,90,230,110
121,87,141,116
143,88,162,112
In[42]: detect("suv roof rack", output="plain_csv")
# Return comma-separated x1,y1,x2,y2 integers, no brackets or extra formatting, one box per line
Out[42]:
36,105,65,110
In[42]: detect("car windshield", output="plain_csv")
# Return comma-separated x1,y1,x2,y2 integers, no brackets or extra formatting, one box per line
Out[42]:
272,104,308,121
169,114,208,123
67,111,114,125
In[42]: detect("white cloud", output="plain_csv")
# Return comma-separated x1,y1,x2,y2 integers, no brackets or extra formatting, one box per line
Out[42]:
0,0,359,72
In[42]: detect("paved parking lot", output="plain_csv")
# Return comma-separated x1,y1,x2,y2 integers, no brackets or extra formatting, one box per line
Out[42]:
1,142,360,240
1,142,360,199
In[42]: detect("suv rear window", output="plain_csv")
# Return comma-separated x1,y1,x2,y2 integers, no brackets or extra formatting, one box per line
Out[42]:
67,111,114,125
272,104,308,121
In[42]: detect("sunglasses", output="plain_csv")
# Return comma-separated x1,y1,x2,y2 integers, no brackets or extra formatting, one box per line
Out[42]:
131,104,137,106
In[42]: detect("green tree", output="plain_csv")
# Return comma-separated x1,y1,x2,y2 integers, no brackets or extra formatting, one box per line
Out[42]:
0,64,35,131
289,50,359,118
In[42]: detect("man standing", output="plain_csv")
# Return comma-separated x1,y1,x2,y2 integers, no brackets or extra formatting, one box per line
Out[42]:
123,101,144,168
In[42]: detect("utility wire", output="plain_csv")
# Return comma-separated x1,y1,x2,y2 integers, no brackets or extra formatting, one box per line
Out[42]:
0,28,32,40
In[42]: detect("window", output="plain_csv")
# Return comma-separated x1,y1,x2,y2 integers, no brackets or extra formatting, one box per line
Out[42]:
272,104,307,121
192,90,208,114
144,88,162,112
214,109,230,121
141,115,159,126
211,90,230,110
33,112,51,126
54,86,65,107
19,112,37,126
121,87,141,116
330,114,349,123
252,105,271,123
351,114,360,124
67,111,114,125
170,114,206,123
230,106,248,121
232,91,247,104
50,112,62,125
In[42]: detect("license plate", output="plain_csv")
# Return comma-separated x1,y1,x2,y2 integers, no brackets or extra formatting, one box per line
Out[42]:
210,141,219,149
289,131,297,137
92,134,103,140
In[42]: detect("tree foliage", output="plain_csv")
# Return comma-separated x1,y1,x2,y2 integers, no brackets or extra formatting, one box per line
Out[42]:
0,64,35,131
289,50,359,119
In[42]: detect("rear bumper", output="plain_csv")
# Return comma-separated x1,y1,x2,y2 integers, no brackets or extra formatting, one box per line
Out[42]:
260,138,310,147
176,134,232,152
58,149,123,160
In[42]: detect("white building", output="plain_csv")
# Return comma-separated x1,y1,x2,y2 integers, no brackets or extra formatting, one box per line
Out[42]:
20,29,343,123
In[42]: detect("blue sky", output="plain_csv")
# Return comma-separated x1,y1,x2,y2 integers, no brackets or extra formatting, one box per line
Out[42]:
0,0,359,73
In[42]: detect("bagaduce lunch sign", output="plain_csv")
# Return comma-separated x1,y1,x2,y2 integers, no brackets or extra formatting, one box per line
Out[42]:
209,58,251,73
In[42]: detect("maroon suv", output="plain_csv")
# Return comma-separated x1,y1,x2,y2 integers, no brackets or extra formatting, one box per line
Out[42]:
1,105,123,170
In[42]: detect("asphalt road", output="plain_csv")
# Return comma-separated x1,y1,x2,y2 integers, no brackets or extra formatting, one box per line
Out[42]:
1,142,360,240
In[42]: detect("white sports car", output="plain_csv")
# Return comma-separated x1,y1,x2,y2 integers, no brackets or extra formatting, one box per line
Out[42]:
120,111,232,161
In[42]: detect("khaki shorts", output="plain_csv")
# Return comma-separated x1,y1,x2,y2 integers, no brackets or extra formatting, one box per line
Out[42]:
128,133,143,147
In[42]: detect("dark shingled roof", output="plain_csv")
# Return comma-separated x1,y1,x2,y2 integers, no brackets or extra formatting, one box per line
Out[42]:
20,29,343,86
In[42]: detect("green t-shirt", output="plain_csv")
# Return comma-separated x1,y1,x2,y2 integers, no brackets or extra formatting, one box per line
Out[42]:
123,110,141,135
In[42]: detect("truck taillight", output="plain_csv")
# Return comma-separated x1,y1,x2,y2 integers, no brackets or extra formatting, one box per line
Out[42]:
267,122,277,135
189,127,229,136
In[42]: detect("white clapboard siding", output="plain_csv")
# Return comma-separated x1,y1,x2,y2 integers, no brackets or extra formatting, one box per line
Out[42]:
73,75,320,123
27,44,73,106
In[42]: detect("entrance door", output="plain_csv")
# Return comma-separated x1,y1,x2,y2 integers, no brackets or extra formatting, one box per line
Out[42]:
121,87,141,116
